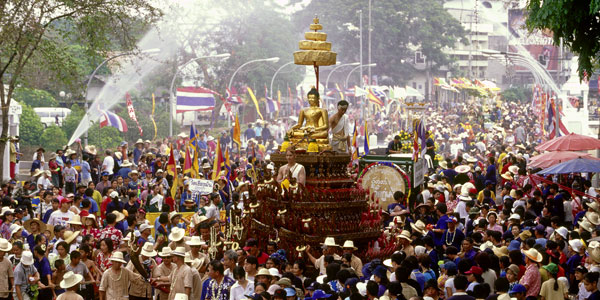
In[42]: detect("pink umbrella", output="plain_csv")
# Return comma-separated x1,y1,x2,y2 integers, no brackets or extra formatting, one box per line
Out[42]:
529,151,599,169
535,133,600,151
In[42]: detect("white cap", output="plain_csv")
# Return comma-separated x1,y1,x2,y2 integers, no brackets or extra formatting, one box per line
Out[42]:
509,213,521,220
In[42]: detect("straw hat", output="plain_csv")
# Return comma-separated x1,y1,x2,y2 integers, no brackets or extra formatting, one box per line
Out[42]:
501,172,513,181
522,248,543,262
455,165,471,174
32,169,44,177
109,251,127,264
580,219,595,233
49,153,58,160
84,145,97,156
492,246,509,257
24,218,46,233
67,215,82,226
586,211,600,226
114,211,126,223
21,251,34,266
172,246,186,257
115,152,123,160
169,227,185,242
169,211,182,221
9,224,22,236
159,247,172,257
83,214,98,228
589,201,600,213
439,161,448,169
135,139,144,145
141,242,157,257
186,236,206,246
508,165,519,175
0,238,11,252
120,160,133,167
320,237,338,247
397,230,412,241
128,170,139,178
410,220,427,235
65,149,76,157
60,271,84,289
341,240,358,250
63,230,80,244
256,268,272,277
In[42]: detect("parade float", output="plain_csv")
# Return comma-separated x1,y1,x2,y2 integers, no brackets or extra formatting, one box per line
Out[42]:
239,17,397,261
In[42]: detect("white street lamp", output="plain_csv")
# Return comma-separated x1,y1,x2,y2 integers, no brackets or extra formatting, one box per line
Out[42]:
227,57,280,126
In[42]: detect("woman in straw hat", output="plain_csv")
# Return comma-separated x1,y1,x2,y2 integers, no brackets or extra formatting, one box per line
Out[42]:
24,218,46,251
520,248,542,299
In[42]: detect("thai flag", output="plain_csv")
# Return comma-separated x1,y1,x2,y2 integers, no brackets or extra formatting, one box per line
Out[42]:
99,110,128,132
176,87,216,113
226,88,243,104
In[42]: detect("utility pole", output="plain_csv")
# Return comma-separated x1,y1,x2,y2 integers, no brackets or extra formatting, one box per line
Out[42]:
368,0,372,86
359,10,364,122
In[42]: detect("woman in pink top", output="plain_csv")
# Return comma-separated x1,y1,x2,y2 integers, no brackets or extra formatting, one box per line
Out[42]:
486,211,503,233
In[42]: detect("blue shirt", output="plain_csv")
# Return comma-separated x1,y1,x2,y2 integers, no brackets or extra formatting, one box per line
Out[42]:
133,148,143,164
86,196,99,215
81,161,91,180
117,167,132,179
42,209,55,223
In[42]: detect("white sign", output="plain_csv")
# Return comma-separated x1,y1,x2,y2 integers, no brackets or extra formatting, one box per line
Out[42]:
188,179,213,195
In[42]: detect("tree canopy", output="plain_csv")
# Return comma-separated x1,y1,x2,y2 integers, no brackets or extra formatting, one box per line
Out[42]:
293,0,467,85
525,0,600,79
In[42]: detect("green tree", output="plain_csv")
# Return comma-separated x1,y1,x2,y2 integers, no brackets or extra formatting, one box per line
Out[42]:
19,104,45,146
0,0,161,180
13,87,58,107
526,0,599,79
501,86,533,103
293,0,467,85
88,124,122,150
40,126,68,152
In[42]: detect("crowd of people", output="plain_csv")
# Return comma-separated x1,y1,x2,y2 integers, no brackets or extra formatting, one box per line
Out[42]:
0,93,598,300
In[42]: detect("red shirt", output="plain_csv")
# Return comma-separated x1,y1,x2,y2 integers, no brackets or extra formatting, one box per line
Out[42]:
100,197,111,220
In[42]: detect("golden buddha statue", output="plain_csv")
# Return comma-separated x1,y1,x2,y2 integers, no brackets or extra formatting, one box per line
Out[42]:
287,87,330,149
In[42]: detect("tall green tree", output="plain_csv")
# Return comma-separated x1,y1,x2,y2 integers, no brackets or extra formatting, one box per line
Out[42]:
19,104,45,146
13,87,59,107
293,0,466,85
0,0,161,176
40,126,68,152
526,0,600,79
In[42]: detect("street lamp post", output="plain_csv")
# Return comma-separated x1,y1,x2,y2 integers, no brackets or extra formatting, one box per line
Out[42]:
84,48,160,146
269,61,295,105
324,62,359,108
345,63,377,89
227,57,280,126
168,53,231,137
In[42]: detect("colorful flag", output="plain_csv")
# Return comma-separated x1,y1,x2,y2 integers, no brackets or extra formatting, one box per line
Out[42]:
352,121,358,161
189,124,197,147
363,121,369,156
183,145,192,175
247,87,264,120
166,145,177,177
224,148,231,179
367,88,385,106
264,85,279,114
125,93,143,136
232,113,241,146
176,87,216,113
335,83,345,100
277,90,282,111
99,110,128,132
225,88,243,104
212,140,224,181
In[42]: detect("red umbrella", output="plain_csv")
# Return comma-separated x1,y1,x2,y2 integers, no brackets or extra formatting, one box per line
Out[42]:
535,133,600,151
529,151,599,169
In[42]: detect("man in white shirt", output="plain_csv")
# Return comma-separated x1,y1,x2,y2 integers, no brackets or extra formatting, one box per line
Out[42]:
230,265,254,300
101,150,115,175
204,193,219,221
48,197,75,227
